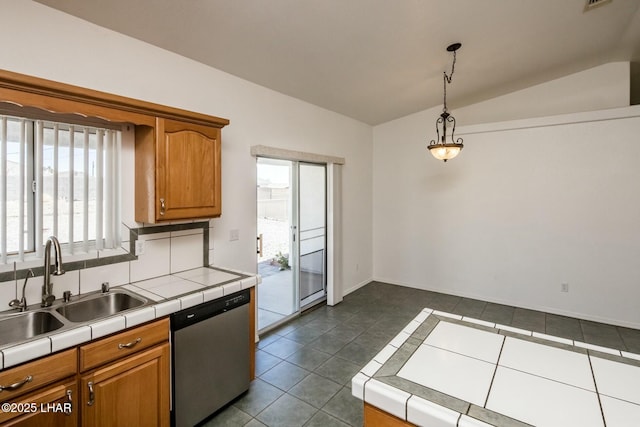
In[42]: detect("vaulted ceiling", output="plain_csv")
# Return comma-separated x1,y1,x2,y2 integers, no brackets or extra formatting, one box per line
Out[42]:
35,0,640,124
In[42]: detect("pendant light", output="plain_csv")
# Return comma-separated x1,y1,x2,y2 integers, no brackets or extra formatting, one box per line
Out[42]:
428,43,463,162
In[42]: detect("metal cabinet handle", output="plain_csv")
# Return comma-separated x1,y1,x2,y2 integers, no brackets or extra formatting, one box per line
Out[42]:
87,382,94,406
118,337,142,349
0,375,33,392
64,389,73,416
160,198,166,216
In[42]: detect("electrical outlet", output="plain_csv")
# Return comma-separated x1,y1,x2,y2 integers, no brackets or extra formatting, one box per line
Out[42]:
561,282,569,293
135,240,145,256
230,229,240,241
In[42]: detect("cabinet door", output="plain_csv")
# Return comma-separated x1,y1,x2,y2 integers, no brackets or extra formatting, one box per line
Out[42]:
156,118,221,220
80,343,169,427
0,380,77,427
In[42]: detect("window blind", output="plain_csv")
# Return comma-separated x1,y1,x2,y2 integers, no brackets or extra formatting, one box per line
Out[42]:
0,114,121,262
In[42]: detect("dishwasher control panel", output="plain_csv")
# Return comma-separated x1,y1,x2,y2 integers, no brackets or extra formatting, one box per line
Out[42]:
226,293,248,307
171,289,250,331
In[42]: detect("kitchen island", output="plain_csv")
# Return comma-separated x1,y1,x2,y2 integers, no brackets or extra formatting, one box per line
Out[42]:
352,308,640,427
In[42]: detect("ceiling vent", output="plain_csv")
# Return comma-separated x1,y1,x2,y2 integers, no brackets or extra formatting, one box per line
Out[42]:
584,0,613,12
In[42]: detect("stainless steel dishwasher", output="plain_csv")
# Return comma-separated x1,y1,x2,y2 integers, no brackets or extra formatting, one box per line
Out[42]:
170,289,250,427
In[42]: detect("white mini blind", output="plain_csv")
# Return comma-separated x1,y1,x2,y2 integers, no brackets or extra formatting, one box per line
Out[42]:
0,114,121,262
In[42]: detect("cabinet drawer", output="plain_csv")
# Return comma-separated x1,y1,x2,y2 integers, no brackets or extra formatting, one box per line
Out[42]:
79,318,169,372
0,379,76,426
0,349,76,401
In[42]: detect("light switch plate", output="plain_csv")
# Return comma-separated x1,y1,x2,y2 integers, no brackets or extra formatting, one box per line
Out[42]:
230,229,240,241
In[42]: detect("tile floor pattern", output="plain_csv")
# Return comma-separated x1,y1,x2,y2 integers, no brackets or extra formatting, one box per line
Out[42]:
204,281,640,427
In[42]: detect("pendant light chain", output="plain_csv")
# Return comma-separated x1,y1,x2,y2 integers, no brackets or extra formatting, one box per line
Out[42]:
443,50,457,113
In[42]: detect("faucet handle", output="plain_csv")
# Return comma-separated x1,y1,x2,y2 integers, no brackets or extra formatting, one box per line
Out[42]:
41,294,55,308
63,291,72,303
101,282,110,293
9,298,26,312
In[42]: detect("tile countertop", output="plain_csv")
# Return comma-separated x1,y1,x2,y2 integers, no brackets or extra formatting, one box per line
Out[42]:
351,309,640,427
0,266,260,370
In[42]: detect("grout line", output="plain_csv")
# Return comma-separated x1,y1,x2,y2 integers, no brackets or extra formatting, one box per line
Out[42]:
588,354,607,427
483,336,506,408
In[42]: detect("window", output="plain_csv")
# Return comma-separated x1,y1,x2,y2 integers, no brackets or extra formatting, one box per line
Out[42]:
0,114,121,263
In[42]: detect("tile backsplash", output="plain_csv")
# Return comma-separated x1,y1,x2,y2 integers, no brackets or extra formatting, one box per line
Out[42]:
0,221,212,312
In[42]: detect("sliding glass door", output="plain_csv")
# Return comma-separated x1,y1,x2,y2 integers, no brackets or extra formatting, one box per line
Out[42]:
298,163,327,308
256,158,326,332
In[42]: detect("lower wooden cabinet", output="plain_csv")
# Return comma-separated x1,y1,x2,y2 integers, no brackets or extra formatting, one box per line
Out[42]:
0,380,77,427
364,403,416,427
79,343,169,427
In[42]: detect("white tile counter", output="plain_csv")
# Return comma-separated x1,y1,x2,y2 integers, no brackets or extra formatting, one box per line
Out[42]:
352,309,640,427
0,266,260,370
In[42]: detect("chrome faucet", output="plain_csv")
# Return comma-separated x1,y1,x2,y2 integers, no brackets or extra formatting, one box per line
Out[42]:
41,236,64,307
9,269,35,312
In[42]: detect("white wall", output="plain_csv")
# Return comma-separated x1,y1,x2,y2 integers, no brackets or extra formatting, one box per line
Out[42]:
0,1,373,295
373,64,640,328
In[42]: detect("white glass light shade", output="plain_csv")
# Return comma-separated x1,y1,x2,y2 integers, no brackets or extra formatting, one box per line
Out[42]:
428,143,463,162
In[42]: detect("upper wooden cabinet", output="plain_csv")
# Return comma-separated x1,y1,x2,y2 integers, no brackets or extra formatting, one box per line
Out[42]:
135,118,223,223
0,69,229,224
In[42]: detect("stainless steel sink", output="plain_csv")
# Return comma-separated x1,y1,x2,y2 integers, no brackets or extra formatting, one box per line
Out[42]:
56,291,147,323
0,311,65,345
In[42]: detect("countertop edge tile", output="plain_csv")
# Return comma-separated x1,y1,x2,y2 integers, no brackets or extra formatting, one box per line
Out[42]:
402,320,422,335
154,299,182,318
374,344,398,365
222,281,242,295
496,324,532,336
406,395,460,427
433,310,463,320
390,331,411,348
361,359,383,377
352,372,369,400
202,286,224,302
463,317,496,328
90,316,126,340
124,306,157,328
458,414,496,427
622,351,640,361
179,292,204,310
575,341,621,356
532,331,573,345
50,326,92,353
241,277,256,289
365,378,411,420
2,338,51,368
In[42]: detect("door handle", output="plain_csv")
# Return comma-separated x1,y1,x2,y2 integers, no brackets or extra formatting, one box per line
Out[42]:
256,234,263,256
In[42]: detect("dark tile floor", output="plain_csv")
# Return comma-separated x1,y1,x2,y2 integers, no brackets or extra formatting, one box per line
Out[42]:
205,281,640,427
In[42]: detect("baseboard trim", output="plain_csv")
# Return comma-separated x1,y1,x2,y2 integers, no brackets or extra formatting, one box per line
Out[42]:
343,278,373,297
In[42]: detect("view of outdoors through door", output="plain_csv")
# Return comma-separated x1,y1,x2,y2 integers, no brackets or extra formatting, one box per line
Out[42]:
257,158,326,332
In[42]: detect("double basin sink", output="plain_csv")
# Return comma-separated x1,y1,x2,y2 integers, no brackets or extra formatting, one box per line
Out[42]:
0,290,150,347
